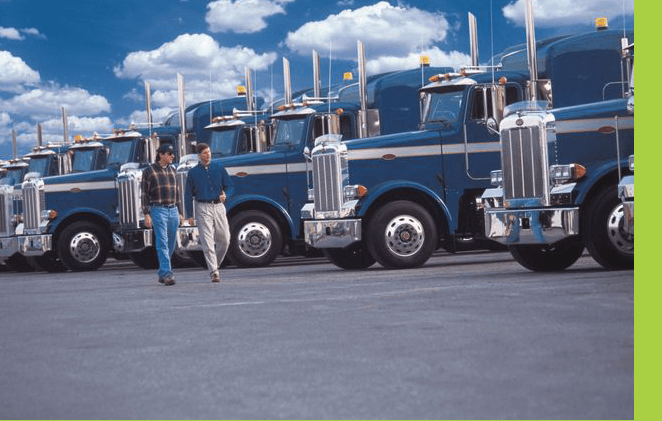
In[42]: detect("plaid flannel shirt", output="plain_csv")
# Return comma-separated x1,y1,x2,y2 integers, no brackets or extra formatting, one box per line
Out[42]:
141,163,180,215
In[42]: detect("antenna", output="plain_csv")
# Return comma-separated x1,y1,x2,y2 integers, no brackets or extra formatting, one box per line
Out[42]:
144,81,153,137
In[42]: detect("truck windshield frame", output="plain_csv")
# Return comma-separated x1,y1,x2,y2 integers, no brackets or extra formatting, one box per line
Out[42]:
107,139,136,167
423,86,466,124
27,157,50,177
210,128,238,156
71,149,98,172
272,117,307,150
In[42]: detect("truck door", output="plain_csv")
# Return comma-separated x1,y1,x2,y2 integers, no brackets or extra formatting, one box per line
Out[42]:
464,84,522,180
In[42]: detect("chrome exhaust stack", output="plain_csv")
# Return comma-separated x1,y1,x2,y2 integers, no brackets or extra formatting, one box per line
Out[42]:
283,57,292,106
37,123,43,148
356,40,380,138
61,107,69,144
144,81,153,135
177,73,187,159
313,50,321,99
524,0,538,102
11,129,18,159
244,67,254,112
469,12,479,67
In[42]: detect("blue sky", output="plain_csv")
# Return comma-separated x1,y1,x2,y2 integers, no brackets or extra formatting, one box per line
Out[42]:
0,0,634,160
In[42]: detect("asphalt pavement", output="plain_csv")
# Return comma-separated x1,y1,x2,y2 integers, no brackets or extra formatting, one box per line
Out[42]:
0,251,634,419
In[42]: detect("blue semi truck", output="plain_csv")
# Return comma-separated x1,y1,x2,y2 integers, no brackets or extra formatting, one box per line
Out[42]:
10,82,253,272
300,8,632,270
172,46,452,268
481,7,634,271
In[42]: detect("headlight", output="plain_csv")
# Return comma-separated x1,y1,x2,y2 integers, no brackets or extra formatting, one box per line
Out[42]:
490,170,503,187
343,185,367,200
41,210,58,220
550,164,586,185
308,188,315,202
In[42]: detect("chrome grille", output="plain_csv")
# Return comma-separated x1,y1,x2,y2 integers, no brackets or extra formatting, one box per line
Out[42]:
117,170,142,229
501,125,545,202
0,186,12,236
176,169,192,219
312,151,343,213
22,180,43,231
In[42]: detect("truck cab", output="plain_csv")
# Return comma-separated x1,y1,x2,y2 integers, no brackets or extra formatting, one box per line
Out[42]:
301,10,632,270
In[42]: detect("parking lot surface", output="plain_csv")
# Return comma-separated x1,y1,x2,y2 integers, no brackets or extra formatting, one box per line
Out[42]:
0,251,634,419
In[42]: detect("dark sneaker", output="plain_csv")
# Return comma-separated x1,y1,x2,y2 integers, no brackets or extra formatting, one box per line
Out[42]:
164,274,176,286
211,273,220,283
158,277,165,284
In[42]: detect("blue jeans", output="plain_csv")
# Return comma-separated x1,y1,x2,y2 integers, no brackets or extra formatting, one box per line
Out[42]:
150,205,179,279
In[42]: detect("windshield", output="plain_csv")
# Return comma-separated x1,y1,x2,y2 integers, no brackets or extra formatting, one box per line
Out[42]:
71,149,97,172
210,129,238,156
423,87,465,124
27,157,50,176
272,118,306,149
0,168,25,186
107,140,135,167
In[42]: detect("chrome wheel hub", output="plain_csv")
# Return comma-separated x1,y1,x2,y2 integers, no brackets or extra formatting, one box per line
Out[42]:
384,214,425,257
237,222,272,258
69,232,101,264
607,204,634,255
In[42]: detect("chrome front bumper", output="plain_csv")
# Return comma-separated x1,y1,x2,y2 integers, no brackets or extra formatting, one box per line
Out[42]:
618,175,634,235
304,219,362,248
0,236,19,257
17,234,52,256
484,207,580,245
114,229,153,253
176,226,202,251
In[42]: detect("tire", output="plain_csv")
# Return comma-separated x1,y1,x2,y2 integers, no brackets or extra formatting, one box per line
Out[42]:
582,186,634,269
128,246,159,269
57,221,109,271
27,251,68,273
323,243,376,270
187,250,208,269
4,253,36,272
228,210,282,267
366,201,437,269
508,237,585,272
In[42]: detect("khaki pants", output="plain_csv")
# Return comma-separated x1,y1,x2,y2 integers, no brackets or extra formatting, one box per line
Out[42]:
195,201,230,278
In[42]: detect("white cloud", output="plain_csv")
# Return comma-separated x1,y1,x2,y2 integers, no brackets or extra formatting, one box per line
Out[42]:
3,85,111,121
114,33,277,107
366,48,471,74
0,50,40,92
124,107,175,126
0,112,10,130
0,26,23,40
285,2,451,60
503,0,634,27
20,27,46,39
206,0,293,34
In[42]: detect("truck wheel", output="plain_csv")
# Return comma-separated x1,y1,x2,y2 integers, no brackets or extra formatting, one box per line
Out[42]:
27,251,67,273
57,221,109,271
229,211,282,267
508,237,585,272
323,243,375,269
366,201,437,269
582,186,634,269
128,246,159,269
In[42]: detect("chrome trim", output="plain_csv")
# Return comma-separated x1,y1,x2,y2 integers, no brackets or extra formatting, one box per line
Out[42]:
0,236,19,257
304,219,362,248
618,175,634,235
177,226,202,251
484,207,579,245
17,234,52,256
115,229,153,253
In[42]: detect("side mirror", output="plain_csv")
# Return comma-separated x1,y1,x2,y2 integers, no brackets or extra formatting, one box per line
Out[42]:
486,118,499,136
303,146,311,161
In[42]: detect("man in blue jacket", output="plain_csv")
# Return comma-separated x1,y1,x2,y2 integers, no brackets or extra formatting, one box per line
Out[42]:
185,143,234,282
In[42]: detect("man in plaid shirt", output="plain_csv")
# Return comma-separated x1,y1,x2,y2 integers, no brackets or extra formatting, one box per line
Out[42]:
142,143,182,286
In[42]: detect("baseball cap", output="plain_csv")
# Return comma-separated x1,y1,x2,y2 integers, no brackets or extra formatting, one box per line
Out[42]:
157,143,174,154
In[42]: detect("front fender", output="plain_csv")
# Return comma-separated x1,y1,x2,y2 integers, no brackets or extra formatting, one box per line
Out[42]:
225,194,295,237
356,180,452,225
48,207,114,234
574,157,630,204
